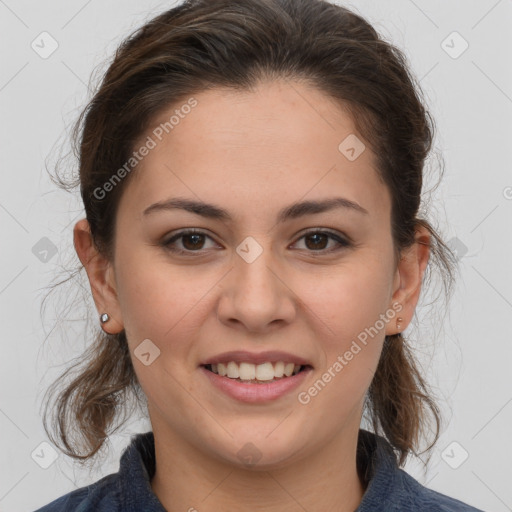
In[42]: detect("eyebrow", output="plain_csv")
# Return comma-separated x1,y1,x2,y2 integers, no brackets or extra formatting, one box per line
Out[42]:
142,196,369,222
143,197,368,223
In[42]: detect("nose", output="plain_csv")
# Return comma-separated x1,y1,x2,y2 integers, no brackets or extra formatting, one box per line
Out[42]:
216,243,297,334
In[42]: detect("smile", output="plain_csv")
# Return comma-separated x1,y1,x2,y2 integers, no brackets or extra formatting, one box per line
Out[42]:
200,364,312,403
204,361,307,383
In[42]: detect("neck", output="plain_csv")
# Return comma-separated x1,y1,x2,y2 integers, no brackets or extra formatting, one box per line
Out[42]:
150,423,367,512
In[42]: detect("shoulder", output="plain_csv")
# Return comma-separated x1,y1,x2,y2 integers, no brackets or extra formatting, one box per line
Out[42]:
356,430,486,512
397,468,485,511
33,431,163,512
33,473,120,512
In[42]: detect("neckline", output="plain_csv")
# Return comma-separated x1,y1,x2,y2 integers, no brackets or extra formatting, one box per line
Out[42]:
120,428,400,511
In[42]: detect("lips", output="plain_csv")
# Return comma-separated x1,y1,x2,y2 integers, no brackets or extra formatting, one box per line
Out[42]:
200,362,312,402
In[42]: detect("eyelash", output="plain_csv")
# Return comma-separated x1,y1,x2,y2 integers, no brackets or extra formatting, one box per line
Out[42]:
161,228,352,256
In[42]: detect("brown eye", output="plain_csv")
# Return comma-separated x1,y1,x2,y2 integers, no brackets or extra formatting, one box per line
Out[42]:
180,233,206,250
293,230,351,254
304,232,329,250
163,229,217,255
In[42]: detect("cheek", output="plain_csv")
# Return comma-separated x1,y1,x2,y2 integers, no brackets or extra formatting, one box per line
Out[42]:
296,265,391,420
115,250,216,357
298,257,394,343
114,251,176,341
114,256,204,405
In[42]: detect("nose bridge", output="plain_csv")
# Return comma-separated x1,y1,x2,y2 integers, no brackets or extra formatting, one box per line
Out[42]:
234,233,282,297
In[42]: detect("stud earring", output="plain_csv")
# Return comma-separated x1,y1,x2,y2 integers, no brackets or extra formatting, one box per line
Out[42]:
396,317,403,332
100,313,109,323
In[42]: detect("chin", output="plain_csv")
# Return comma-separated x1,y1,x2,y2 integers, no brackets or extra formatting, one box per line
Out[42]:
210,429,307,470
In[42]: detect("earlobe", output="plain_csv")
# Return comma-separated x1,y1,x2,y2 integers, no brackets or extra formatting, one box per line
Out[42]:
386,225,431,336
73,218,125,334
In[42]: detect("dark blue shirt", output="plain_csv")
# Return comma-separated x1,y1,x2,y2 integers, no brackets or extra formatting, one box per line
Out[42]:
34,429,485,511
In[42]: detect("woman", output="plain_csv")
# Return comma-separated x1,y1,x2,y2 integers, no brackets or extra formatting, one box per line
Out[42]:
35,0,485,510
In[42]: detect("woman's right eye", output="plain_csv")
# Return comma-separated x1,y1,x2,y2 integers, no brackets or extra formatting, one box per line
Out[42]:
162,229,217,255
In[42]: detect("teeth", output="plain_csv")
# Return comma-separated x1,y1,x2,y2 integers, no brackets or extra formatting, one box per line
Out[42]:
284,363,295,377
208,361,304,381
226,361,239,378
255,362,274,381
239,362,255,380
274,361,284,378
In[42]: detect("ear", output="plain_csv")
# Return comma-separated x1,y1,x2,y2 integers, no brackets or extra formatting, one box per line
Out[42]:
385,224,431,336
73,218,124,335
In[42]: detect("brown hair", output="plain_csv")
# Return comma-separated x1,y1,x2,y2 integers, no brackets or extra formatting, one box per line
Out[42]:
42,0,457,468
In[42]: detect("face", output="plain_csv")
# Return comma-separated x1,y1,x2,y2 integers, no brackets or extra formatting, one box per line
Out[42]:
104,80,404,468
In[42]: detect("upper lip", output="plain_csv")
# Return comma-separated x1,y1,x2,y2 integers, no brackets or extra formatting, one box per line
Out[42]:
200,350,312,367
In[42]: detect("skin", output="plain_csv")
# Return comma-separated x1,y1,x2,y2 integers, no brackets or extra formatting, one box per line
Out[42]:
74,79,430,512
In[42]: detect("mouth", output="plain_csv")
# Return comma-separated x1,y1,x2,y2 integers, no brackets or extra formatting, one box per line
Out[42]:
199,350,314,401
201,361,312,384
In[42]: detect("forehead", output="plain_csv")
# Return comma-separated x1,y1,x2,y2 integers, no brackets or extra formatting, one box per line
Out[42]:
119,80,390,222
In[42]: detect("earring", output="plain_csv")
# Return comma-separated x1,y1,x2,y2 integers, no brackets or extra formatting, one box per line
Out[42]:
100,313,109,323
396,317,403,332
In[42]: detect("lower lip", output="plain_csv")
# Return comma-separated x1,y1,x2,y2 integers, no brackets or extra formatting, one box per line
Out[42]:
200,366,312,403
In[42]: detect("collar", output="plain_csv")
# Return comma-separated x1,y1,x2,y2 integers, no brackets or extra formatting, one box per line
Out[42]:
355,428,404,510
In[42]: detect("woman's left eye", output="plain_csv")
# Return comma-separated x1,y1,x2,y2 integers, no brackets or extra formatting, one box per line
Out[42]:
162,229,351,255
294,230,351,253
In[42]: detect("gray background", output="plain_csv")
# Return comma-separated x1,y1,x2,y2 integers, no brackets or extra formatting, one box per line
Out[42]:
1,1,511,510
